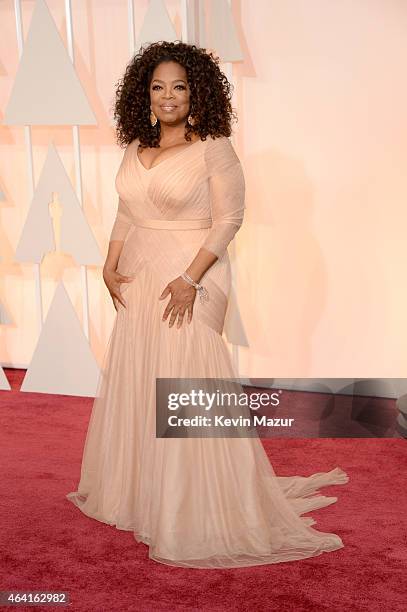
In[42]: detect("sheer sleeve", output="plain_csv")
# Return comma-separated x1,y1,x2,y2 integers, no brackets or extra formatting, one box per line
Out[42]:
200,136,246,259
109,197,133,242
109,141,135,242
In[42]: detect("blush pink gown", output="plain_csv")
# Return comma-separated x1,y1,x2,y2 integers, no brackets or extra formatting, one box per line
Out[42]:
66,135,349,568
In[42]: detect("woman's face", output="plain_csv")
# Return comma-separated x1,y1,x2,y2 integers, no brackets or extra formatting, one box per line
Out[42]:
149,61,191,127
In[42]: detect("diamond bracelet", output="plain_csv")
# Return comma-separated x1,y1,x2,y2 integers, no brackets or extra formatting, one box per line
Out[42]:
181,272,209,304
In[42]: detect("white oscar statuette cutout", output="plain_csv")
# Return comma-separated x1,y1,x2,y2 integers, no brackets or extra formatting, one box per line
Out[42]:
41,191,76,277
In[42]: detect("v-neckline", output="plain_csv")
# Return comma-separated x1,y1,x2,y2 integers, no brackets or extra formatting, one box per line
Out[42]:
135,137,204,171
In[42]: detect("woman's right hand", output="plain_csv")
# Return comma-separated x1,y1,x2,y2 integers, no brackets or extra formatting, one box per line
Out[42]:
103,267,134,311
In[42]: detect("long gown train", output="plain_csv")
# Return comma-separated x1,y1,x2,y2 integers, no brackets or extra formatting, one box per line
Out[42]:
66,135,349,568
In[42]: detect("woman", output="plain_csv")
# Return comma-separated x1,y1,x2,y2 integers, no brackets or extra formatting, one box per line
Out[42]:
67,41,349,568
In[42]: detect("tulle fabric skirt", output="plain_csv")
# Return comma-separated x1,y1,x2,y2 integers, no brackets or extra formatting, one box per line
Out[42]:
66,227,349,568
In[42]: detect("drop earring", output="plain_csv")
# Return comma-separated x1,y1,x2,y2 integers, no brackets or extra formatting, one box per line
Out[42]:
187,114,195,126
150,107,158,127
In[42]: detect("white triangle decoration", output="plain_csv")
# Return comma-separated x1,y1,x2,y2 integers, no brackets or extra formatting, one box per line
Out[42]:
15,142,102,266
4,0,96,125
21,281,100,397
207,0,243,62
0,368,11,391
137,0,177,50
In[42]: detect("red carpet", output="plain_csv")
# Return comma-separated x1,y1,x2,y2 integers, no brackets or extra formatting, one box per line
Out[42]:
1,368,406,612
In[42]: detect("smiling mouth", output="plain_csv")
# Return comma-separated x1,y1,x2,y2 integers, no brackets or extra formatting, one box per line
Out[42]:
161,106,177,111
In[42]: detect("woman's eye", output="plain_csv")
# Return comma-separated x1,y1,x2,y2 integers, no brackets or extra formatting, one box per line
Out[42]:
151,85,186,91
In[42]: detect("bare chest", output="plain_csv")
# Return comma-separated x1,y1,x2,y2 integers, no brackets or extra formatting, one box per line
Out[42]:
137,138,201,170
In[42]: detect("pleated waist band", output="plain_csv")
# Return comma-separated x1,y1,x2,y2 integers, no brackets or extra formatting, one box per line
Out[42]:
132,217,213,230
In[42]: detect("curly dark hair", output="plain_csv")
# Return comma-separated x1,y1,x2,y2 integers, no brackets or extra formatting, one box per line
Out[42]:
112,40,237,149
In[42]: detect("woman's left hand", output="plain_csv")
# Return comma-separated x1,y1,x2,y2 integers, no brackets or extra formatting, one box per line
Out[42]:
159,276,197,328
